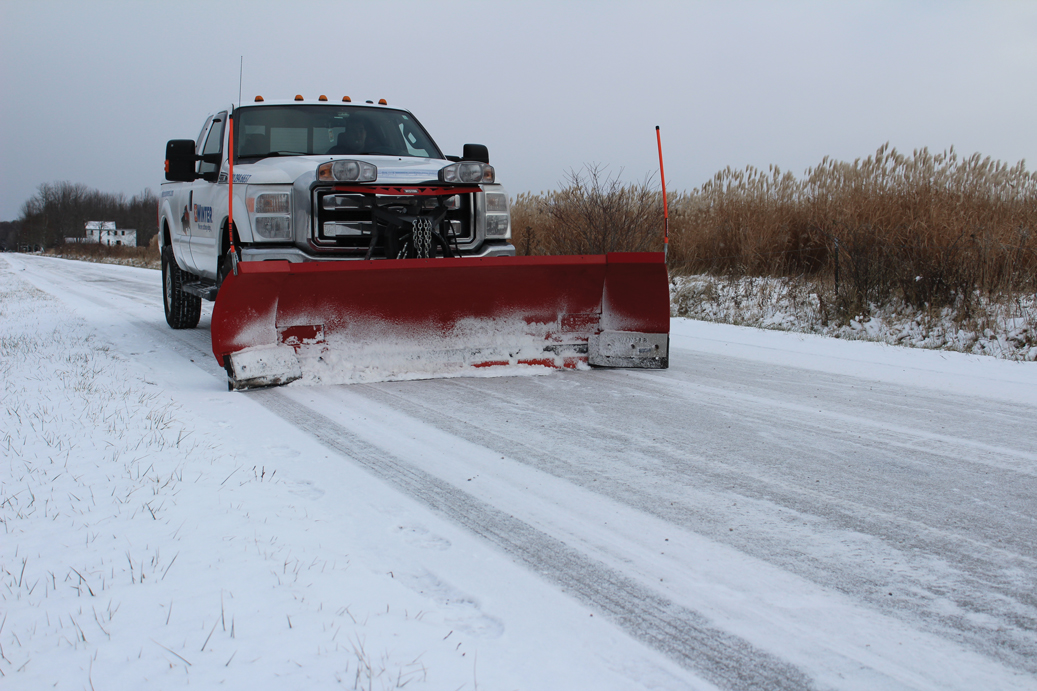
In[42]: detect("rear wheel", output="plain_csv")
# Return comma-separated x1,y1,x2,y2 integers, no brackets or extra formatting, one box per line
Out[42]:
162,245,201,329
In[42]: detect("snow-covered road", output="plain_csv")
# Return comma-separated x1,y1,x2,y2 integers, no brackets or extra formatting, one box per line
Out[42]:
3,253,1036,690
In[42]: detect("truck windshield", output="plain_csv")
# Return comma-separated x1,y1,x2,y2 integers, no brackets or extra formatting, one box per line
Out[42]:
233,105,443,161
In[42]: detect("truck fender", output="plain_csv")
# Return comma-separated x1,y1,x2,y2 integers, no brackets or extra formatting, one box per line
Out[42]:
230,188,252,243
159,198,180,250
215,190,251,254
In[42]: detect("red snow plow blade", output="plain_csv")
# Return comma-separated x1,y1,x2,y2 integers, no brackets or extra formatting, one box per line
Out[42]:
211,253,669,390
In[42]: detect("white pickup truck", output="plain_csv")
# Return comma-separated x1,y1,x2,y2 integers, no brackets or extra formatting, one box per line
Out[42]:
159,96,514,328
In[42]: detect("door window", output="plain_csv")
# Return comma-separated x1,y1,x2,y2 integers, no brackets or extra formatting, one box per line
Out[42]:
198,113,226,178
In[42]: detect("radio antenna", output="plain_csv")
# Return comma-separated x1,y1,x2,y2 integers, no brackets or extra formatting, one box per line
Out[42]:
238,56,243,107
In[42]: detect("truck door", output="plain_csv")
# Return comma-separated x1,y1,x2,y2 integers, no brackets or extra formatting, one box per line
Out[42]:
186,112,226,279
166,115,211,269
164,185,190,261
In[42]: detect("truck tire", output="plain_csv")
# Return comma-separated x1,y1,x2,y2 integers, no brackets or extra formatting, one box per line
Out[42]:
162,245,201,329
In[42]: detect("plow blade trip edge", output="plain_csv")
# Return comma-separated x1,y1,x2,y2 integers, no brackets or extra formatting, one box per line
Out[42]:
211,253,669,388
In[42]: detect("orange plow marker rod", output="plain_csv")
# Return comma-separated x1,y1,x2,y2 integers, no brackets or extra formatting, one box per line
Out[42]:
656,126,669,262
227,108,237,274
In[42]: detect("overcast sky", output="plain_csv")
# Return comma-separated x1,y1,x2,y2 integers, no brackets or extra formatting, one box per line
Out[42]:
2,0,1036,222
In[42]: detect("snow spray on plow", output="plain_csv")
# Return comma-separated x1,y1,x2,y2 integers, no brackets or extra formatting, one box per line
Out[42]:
211,252,670,390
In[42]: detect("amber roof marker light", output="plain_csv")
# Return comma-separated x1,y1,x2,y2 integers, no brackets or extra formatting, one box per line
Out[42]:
294,94,304,101
254,95,264,102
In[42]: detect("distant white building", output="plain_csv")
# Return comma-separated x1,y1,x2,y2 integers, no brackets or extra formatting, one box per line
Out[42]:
70,221,137,247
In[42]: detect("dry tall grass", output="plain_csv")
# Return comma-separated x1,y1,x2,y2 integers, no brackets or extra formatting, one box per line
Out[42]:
512,166,663,256
512,145,1037,318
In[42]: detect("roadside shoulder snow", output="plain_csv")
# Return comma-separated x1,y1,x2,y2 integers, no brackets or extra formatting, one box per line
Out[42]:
671,317,1037,407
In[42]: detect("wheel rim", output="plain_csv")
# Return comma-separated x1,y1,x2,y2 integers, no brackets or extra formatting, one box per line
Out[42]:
164,262,173,307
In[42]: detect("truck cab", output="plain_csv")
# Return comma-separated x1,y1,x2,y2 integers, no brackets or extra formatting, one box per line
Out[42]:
159,97,514,290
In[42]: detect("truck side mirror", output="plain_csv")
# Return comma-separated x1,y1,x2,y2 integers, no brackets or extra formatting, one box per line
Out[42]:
463,144,489,164
165,140,199,182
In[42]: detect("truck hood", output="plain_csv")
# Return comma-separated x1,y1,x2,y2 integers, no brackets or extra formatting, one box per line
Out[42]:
233,156,450,186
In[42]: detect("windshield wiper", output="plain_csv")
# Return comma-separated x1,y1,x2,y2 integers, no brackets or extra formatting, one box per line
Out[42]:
237,151,308,160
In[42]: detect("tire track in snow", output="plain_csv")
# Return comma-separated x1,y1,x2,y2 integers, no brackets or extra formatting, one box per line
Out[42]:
249,388,817,691
350,375,1037,674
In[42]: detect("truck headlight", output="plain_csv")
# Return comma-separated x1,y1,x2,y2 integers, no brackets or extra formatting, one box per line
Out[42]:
484,191,510,238
247,191,292,240
317,160,378,182
485,215,510,238
254,192,289,214
485,192,508,213
254,216,291,239
439,162,494,184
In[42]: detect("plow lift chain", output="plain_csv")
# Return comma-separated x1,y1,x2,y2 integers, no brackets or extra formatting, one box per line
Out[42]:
412,216,434,258
364,194,457,260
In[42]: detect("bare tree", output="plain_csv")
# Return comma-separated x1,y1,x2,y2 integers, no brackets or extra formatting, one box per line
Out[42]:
15,182,158,248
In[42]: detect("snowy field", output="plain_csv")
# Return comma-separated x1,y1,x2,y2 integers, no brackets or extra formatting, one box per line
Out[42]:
2,253,1036,690
672,275,1037,362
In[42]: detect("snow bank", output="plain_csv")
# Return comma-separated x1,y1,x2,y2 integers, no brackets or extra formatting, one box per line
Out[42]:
672,274,1037,361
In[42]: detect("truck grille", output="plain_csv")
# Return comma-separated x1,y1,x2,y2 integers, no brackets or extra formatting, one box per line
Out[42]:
312,188,474,258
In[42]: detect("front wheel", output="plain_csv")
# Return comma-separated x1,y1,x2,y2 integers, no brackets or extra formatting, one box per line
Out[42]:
162,245,201,329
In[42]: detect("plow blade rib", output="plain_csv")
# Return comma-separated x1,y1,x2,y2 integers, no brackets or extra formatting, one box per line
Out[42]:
211,253,668,388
